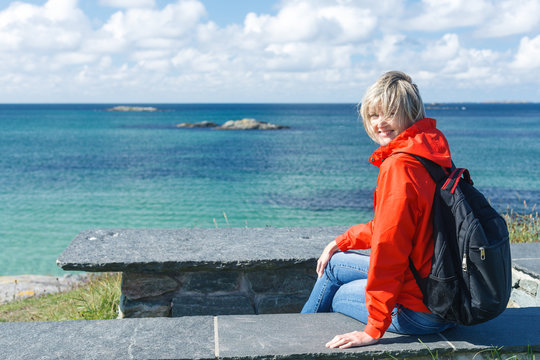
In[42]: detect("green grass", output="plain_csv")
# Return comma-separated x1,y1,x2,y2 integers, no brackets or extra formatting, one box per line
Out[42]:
0,273,121,322
504,203,539,243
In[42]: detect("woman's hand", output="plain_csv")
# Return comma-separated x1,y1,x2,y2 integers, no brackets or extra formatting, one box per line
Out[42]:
325,331,379,349
316,241,340,277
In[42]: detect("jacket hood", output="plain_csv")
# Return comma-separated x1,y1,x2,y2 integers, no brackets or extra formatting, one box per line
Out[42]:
369,118,452,168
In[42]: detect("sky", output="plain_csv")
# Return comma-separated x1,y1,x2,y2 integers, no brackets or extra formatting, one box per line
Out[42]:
1,0,540,103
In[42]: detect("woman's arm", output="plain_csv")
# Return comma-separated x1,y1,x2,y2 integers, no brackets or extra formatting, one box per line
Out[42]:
334,221,374,251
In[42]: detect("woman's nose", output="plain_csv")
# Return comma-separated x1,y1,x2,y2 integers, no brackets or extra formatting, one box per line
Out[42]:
375,117,388,128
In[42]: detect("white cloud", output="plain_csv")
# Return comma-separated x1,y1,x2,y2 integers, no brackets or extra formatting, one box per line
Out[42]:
172,48,227,72
99,0,156,8
97,1,205,46
407,0,491,31
374,34,406,64
0,0,90,51
243,1,376,44
0,0,539,102
476,0,540,37
53,52,97,67
511,35,540,69
422,33,460,62
264,43,353,71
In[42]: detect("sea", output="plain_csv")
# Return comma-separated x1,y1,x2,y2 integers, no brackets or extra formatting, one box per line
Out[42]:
1,103,539,276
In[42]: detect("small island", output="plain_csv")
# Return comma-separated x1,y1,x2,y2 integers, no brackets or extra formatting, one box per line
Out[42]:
106,106,158,112
176,118,289,130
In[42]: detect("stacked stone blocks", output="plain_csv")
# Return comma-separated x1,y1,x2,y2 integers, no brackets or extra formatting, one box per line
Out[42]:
118,265,317,318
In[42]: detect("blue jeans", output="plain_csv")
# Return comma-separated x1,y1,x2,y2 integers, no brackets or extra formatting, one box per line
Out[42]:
301,251,456,335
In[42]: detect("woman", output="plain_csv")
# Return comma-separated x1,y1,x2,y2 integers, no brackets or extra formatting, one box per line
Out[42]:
301,71,456,348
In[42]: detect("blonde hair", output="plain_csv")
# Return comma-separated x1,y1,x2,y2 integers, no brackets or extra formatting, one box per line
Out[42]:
359,71,426,142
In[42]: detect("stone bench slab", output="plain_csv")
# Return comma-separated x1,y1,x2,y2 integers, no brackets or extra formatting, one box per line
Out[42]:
217,313,450,359
0,317,215,360
57,227,347,273
216,308,540,358
511,242,540,278
443,307,540,354
1,309,539,359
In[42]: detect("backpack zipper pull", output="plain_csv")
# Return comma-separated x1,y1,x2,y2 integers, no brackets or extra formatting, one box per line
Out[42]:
462,253,468,272
480,247,486,260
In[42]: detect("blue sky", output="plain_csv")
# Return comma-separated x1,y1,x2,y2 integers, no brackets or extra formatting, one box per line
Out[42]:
1,0,539,103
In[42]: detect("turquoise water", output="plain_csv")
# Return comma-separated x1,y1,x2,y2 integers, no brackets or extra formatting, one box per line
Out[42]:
1,103,539,276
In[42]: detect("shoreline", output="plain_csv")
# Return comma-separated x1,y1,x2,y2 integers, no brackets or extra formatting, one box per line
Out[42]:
0,273,90,305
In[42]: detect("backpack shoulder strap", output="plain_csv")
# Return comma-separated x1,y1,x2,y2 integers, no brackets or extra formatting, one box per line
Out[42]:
404,153,451,184
399,153,452,288
405,153,473,191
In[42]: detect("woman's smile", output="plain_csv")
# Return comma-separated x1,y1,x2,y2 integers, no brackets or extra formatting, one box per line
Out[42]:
369,109,403,146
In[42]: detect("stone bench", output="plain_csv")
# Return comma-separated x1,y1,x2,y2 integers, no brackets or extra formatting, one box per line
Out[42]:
1,309,539,359
56,227,349,318
57,227,540,318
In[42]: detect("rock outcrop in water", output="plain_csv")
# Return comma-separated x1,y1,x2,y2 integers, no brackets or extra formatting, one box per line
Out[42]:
107,106,158,112
176,118,288,130
176,121,218,128
218,118,289,130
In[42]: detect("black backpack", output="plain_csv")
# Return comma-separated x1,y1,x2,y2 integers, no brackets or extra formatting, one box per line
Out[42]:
407,154,512,326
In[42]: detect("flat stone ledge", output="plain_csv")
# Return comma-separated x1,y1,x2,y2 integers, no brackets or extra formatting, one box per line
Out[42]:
0,317,215,360
442,307,540,354
57,227,347,273
1,309,539,359
217,313,450,359
216,309,539,359
511,242,540,278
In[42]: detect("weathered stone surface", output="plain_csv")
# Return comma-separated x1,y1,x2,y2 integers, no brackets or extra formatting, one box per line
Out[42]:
511,243,540,278
119,295,171,318
121,272,178,300
57,227,345,272
246,266,316,294
172,295,254,316
443,307,540,354
254,294,308,314
178,271,242,293
0,317,215,360
517,278,538,296
510,288,540,307
217,313,451,359
217,118,289,130
2,310,540,359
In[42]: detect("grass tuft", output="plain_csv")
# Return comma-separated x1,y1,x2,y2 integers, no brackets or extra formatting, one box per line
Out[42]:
0,273,121,322
503,202,539,243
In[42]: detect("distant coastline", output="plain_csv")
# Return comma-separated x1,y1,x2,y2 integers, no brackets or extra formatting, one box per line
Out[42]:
106,106,158,112
480,101,533,104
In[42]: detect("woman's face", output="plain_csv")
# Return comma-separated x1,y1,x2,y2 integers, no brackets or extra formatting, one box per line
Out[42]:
368,106,406,146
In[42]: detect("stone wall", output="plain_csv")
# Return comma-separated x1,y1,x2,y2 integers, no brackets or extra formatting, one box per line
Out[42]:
118,264,317,318
120,264,540,318
509,268,540,307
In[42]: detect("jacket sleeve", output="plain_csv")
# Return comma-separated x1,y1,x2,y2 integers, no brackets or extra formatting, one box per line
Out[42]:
334,221,374,251
363,157,425,339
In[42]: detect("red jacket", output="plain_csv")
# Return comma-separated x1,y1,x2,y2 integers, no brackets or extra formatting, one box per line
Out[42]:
334,118,452,339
